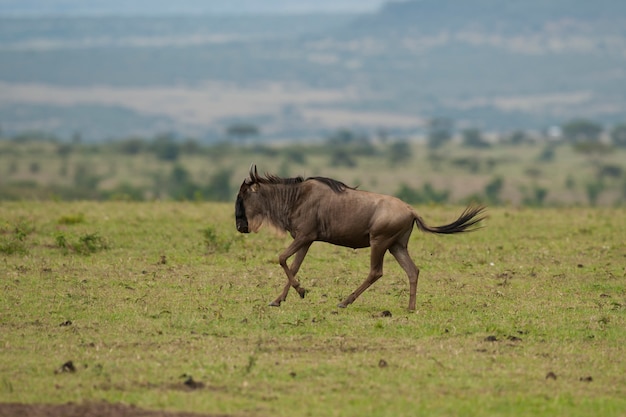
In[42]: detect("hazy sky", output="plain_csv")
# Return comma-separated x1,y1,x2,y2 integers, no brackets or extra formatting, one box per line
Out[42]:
0,0,389,16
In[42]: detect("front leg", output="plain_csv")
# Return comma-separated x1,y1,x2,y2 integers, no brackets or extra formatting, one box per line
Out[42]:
269,281,308,307
270,240,312,306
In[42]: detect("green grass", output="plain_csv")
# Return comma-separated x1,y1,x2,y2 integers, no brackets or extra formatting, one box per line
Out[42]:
1,202,625,416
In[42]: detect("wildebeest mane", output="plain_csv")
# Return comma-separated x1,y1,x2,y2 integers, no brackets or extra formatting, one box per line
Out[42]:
307,176,353,193
249,171,352,194
248,172,305,185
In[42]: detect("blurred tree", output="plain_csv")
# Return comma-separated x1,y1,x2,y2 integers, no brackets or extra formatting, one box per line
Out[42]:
29,161,40,174
56,143,73,157
204,168,233,201
330,150,357,167
462,128,489,148
226,123,259,143
73,163,101,189
610,123,626,147
170,164,191,186
117,137,146,155
452,156,481,173
327,129,357,145
597,164,623,180
181,139,202,154
395,182,449,204
586,181,604,206
522,185,548,207
388,140,412,164
8,160,18,175
561,118,602,143
326,129,376,157
168,164,199,200
537,145,556,162
107,183,144,201
426,117,453,149
151,134,180,161
283,147,307,164
484,176,504,205
325,129,375,167
507,130,529,145
376,128,390,144
250,144,279,157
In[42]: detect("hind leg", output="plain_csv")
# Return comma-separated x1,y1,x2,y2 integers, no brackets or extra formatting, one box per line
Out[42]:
389,243,420,311
338,243,386,308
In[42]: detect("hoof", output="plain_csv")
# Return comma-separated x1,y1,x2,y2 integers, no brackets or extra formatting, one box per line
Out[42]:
337,302,348,309
297,287,307,299
269,301,281,307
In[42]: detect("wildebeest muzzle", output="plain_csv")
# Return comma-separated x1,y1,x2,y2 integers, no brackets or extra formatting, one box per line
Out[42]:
235,195,249,233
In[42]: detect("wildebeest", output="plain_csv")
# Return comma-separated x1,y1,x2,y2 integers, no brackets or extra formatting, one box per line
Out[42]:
235,165,486,311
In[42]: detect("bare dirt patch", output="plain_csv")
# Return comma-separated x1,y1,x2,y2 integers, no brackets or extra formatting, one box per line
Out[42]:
0,403,231,417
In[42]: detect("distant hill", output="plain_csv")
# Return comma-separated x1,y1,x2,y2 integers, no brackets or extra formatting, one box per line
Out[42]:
334,0,626,129
0,0,384,16
1,0,625,141
349,0,626,34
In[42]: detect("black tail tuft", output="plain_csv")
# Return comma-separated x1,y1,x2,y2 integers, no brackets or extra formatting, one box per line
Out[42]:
416,205,487,234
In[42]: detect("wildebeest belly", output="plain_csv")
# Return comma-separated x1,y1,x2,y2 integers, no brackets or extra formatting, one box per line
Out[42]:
319,232,371,249
307,188,413,249
315,211,389,249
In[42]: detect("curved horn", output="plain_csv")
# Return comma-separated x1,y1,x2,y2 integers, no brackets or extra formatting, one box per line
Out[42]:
248,163,256,181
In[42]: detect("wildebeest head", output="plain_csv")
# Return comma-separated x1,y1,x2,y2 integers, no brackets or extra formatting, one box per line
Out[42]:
235,165,262,234
235,164,306,234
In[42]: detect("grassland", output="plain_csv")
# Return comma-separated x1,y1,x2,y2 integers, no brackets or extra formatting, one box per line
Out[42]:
1,201,625,416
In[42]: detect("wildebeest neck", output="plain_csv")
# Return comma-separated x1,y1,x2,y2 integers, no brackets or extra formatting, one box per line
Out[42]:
259,184,302,233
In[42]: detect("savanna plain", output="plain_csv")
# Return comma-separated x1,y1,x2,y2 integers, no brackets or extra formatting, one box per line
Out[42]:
1,201,625,416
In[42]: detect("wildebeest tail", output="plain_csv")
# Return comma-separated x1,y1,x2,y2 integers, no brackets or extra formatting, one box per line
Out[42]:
414,205,486,234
